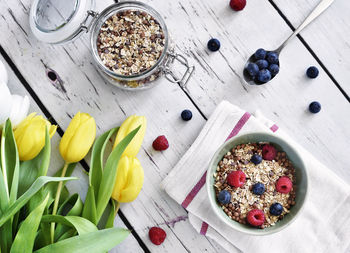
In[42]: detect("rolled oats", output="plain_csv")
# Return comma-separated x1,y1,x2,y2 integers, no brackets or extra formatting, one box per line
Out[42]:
214,142,296,228
97,10,165,77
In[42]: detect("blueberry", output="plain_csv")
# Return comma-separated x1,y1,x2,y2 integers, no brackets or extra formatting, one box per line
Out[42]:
181,110,193,121
257,69,271,83
207,38,221,52
217,190,231,204
251,154,262,165
252,183,265,195
268,64,279,76
266,52,279,64
254,48,266,60
246,63,259,77
269,203,283,216
309,101,321,113
255,60,269,70
306,66,319,78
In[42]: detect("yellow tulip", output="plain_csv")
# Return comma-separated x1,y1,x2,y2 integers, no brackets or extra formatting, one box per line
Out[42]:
113,115,146,157
111,156,144,203
14,113,57,161
59,112,96,163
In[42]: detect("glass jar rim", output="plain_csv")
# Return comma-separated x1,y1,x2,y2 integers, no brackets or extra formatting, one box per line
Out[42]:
90,1,169,81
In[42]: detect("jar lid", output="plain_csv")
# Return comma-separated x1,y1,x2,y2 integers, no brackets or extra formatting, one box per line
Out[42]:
29,0,96,44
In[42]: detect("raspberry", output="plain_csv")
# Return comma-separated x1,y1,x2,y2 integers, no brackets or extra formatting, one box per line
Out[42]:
247,209,265,227
152,135,169,151
227,170,246,188
262,144,277,161
276,176,292,194
229,0,246,11
149,227,166,245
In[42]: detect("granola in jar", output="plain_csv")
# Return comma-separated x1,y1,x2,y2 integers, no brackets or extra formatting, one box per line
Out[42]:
214,142,296,229
97,9,166,87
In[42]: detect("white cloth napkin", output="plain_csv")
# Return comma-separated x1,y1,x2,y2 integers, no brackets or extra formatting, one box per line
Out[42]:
161,101,350,253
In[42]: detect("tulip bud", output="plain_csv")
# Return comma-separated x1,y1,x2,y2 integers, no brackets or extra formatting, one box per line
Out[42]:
59,112,96,163
14,113,57,161
113,115,146,157
111,156,144,203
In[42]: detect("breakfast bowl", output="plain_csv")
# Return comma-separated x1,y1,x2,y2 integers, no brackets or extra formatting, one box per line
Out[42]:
206,132,308,235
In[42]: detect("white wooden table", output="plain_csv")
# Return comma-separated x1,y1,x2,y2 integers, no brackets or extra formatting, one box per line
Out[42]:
1,0,350,252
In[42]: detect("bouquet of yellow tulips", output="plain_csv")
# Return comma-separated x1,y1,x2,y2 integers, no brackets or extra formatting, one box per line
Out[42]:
0,111,146,253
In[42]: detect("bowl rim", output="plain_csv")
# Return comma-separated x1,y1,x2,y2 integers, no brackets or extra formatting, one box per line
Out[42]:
206,131,309,235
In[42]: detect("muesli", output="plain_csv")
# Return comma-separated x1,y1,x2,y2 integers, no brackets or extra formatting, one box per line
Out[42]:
214,142,296,228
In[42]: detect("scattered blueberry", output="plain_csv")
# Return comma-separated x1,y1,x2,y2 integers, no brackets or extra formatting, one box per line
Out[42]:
207,38,221,52
181,110,192,121
255,59,269,70
252,183,265,195
254,48,266,60
246,63,259,77
218,190,231,204
257,69,271,83
251,154,262,165
268,64,279,76
306,66,319,79
269,203,283,216
309,101,321,113
266,52,279,64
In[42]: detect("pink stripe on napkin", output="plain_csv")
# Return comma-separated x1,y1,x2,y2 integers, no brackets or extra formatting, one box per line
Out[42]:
181,171,207,208
200,222,209,235
225,112,251,141
181,112,251,209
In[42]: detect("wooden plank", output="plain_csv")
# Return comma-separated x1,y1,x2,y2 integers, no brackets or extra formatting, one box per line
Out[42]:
149,0,350,180
1,54,144,252
1,0,350,252
0,1,229,252
271,0,350,96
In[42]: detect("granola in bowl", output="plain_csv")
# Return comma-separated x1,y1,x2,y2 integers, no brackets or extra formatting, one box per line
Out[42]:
214,142,296,229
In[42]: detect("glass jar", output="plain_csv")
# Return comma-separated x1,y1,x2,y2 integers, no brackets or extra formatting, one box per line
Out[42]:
29,0,194,90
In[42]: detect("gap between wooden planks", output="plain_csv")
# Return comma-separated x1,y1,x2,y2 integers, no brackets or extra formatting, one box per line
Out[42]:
1,0,350,252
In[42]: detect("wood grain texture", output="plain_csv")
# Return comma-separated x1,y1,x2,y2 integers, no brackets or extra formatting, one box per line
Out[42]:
0,0,229,252
272,0,350,96
1,0,350,252
1,54,144,253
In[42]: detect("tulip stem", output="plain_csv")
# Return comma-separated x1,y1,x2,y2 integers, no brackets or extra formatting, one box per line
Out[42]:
50,162,69,243
114,202,120,217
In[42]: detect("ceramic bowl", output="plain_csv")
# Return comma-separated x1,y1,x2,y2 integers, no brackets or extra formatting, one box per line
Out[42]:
206,132,308,235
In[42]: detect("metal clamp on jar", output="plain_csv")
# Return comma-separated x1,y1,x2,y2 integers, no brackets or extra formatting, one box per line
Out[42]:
29,0,195,90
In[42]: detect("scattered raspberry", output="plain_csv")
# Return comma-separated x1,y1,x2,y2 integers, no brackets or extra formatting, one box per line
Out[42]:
229,0,246,11
149,227,166,245
152,135,169,151
227,170,246,188
276,176,292,194
262,144,277,161
247,209,265,227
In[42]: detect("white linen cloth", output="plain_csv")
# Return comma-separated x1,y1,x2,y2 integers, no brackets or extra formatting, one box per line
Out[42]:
161,101,350,253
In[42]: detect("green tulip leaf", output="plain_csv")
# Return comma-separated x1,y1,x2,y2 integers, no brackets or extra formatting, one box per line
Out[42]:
82,186,97,224
10,193,50,253
18,128,51,197
41,215,97,235
105,200,116,229
34,228,130,253
90,127,118,199
1,120,20,205
0,176,76,227
95,126,140,221
45,163,77,205
56,229,76,242
55,194,83,241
